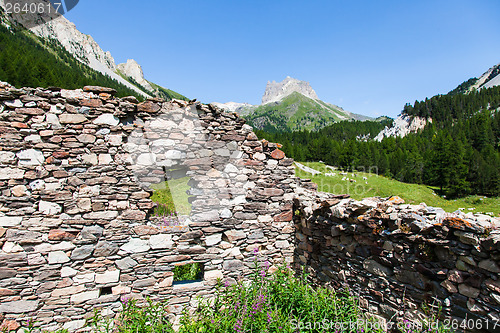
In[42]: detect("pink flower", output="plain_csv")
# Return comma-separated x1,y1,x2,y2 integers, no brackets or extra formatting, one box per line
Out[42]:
120,295,131,305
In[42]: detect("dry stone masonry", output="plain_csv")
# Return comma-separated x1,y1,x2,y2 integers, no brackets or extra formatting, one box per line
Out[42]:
294,186,500,332
0,82,295,331
0,81,499,332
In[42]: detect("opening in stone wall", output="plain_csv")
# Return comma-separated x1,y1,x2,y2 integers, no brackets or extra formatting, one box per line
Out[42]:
173,262,204,283
100,286,113,296
150,167,192,227
125,102,248,229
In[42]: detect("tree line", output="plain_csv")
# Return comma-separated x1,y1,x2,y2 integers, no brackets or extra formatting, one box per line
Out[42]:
257,86,500,198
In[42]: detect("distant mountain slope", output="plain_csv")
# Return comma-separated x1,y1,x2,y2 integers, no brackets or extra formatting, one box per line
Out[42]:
215,77,369,132
376,62,500,140
262,76,318,104
469,63,500,91
245,91,352,132
0,16,142,98
0,1,187,100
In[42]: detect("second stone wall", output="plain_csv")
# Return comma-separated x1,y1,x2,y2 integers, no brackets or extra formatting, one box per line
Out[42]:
293,188,500,333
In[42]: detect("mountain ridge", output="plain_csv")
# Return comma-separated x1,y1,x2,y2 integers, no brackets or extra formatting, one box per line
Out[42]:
468,63,500,91
0,0,186,101
262,76,319,104
374,62,500,141
214,77,369,132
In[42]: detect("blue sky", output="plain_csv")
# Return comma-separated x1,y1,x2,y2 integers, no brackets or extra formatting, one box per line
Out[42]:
66,0,500,118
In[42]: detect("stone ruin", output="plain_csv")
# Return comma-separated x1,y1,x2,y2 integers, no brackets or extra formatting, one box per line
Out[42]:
0,82,499,332
293,186,500,332
0,83,295,331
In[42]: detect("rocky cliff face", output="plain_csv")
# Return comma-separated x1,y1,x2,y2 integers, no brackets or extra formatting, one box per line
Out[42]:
262,76,319,104
374,114,430,141
469,63,500,91
117,59,153,92
28,16,149,97
0,0,186,99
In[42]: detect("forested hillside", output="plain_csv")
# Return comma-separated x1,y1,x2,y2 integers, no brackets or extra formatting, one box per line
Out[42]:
258,86,500,198
0,23,143,99
255,119,391,160
403,85,500,122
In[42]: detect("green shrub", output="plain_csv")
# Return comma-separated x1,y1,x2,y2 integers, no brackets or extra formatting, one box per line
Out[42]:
85,257,452,333
178,260,381,333
87,297,174,333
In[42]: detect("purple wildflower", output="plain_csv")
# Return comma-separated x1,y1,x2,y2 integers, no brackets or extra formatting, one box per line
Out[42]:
120,295,131,305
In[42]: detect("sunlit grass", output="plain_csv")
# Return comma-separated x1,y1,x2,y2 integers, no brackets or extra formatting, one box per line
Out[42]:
296,162,500,216
150,177,191,216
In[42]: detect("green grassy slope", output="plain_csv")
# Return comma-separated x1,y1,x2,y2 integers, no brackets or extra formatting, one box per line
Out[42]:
150,177,191,215
149,81,188,101
115,68,188,101
244,92,350,132
296,162,500,216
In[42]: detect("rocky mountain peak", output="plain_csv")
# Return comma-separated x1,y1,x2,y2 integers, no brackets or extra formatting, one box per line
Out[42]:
117,59,153,91
262,76,319,104
25,15,150,97
469,63,500,91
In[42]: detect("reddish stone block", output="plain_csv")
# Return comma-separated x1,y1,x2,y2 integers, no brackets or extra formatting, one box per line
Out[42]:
17,108,43,115
0,288,16,296
80,98,103,108
52,151,70,159
274,210,293,222
53,170,69,178
48,229,77,241
137,101,160,113
0,320,20,332
11,122,28,129
271,149,285,160
133,225,158,236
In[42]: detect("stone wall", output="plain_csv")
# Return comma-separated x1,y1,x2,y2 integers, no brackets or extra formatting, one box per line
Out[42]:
0,83,295,331
2,81,500,333
293,187,500,332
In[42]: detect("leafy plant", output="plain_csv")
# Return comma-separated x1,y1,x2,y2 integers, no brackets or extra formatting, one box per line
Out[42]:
178,259,383,333
152,203,178,218
87,297,174,333
84,258,452,333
